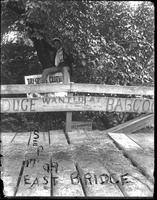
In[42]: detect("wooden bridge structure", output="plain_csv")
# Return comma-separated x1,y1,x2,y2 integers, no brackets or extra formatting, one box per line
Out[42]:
1,67,154,197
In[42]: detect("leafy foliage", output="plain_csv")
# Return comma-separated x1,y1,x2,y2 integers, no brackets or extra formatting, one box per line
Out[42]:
1,0,154,131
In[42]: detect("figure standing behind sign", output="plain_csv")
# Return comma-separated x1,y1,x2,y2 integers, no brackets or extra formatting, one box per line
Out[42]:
40,38,73,83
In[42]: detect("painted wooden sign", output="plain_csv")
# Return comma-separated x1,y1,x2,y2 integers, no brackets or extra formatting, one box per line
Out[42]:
71,121,92,131
24,74,66,98
1,96,154,113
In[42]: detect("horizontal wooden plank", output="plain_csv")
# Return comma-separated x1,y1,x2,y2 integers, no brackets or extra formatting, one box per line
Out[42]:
1,84,70,95
0,96,154,113
71,83,154,96
1,83,154,96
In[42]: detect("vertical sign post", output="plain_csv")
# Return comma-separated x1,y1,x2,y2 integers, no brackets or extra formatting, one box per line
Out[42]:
63,67,72,133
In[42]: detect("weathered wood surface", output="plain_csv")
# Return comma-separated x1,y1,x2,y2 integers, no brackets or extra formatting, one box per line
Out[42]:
1,96,154,113
16,131,51,196
68,130,153,196
48,130,84,196
1,130,154,197
71,121,92,131
1,132,30,196
127,133,154,150
108,132,154,184
1,83,154,96
103,114,154,134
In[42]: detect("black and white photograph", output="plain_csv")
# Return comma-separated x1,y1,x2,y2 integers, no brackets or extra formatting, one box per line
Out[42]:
0,0,154,198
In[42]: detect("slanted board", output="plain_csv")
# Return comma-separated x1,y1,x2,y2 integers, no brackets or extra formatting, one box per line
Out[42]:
49,130,84,196
71,121,92,131
1,133,30,196
127,133,154,150
1,96,154,113
24,74,66,98
108,133,143,151
108,133,154,183
104,114,154,134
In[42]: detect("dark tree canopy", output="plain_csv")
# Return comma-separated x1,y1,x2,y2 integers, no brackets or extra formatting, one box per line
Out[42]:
1,0,154,131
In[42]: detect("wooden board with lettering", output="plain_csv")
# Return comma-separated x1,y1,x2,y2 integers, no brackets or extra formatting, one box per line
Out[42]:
16,130,51,196
1,96,154,113
16,153,51,196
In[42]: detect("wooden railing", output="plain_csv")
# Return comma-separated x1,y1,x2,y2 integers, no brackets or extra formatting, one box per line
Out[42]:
0,63,154,115
1,83,154,96
1,84,154,113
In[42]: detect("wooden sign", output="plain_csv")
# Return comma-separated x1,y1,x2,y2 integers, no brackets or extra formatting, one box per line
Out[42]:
24,74,66,98
1,96,154,113
71,121,92,131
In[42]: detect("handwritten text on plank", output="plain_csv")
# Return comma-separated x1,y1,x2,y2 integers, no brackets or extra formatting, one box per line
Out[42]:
1,96,154,113
24,159,132,187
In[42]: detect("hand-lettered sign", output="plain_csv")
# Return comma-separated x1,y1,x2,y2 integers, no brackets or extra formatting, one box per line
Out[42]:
71,121,92,131
1,96,154,113
24,74,67,98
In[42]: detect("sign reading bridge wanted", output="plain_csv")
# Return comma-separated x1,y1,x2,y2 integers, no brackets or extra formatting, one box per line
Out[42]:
24,73,67,98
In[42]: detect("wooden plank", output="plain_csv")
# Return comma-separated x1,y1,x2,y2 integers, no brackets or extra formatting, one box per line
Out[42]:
1,132,18,144
1,132,30,196
71,121,92,131
16,130,51,196
104,114,154,134
69,131,153,196
1,96,154,113
49,130,84,196
127,133,154,150
1,83,154,96
28,130,49,148
108,133,143,151
11,132,30,144
108,132,154,183
1,84,70,95
71,83,154,96
70,143,124,196
16,153,51,196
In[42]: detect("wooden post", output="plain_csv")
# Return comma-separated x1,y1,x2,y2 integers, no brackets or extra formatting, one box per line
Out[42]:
63,67,72,133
